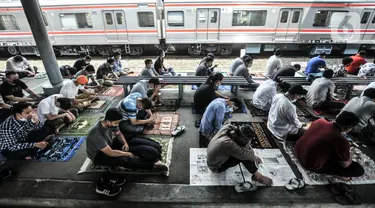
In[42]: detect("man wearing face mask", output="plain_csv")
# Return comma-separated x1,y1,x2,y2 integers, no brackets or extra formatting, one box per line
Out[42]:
198,98,239,147
96,58,118,87
0,72,42,105
295,112,364,181
0,102,54,160
6,55,37,78
130,78,163,106
73,55,92,74
267,85,308,141
141,59,160,77
112,52,132,77
207,124,273,186
233,56,260,90
195,57,214,77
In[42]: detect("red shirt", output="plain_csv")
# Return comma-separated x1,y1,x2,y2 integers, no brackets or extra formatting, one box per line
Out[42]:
294,118,350,171
346,54,367,74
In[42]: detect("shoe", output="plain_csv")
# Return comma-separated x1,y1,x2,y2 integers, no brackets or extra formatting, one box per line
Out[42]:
96,181,122,197
100,175,126,186
154,161,169,172
171,125,186,137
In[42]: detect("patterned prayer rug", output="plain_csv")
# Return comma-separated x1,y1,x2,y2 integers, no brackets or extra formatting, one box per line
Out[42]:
245,99,312,117
82,97,114,113
284,142,375,185
102,85,124,97
77,136,174,176
231,121,278,149
143,112,180,136
59,115,102,136
153,99,179,112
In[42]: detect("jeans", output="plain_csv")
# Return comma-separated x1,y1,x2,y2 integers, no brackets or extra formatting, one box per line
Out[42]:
217,156,258,174
315,161,365,177
306,72,323,81
119,109,149,137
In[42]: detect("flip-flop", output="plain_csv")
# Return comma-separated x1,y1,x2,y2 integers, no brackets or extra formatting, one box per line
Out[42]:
335,191,362,205
285,178,305,191
171,125,186,137
235,181,257,193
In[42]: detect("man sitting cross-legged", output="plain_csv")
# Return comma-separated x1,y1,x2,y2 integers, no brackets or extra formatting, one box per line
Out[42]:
233,56,259,90
96,58,119,87
60,75,99,110
86,108,168,195
295,112,364,181
252,79,277,111
207,124,273,186
37,94,79,134
0,102,54,160
117,92,155,137
267,85,308,141
130,78,163,106
229,55,250,76
0,71,42,105
341,88,375,144
140,59,159,77
306,69,345,112
74,64,101,90
198,98,240,147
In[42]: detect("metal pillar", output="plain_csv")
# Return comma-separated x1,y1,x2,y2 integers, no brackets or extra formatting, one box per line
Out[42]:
20,0,63,88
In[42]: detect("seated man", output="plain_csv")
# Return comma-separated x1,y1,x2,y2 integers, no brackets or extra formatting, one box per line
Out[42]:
59,65,78,79
37,94,78,134
252,79,277,111
358,59,375,78
74,64,101,90
154,51,176,76
199,53,218,73
0,102,53,160
86,108,168,178
341,88,375,144
304,53,328,81
233,56,259,90
229,55,250,76
6,55,37,78
130,78,163,106
140,59,159,77
272,64,301,83
332,57,353,77
295,112,364,180
112,52,132,76
265,49,282,78
0,97,11,124
60,75,99,110
306,69,345,112
117,92,155,136
207,124,273,186
198,98,239,147
195,57,214,76
193,73,228,114
267,85,307,141
97,58,118,87
0,72,42,105
346,51,367,75
73,55,91,72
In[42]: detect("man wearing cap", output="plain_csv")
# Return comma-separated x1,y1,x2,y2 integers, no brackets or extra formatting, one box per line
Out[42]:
207,124,273,186
267,85,308,141
60,75,99,110
130,78,163,106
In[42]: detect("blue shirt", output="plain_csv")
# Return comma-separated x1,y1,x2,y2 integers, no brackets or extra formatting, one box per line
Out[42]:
199,98,226,136
117,92,142,120
112,57,122,72
305,56,326,74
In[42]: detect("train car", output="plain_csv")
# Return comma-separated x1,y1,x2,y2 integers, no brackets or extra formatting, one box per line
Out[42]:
0,0,162,56
162,0,375,56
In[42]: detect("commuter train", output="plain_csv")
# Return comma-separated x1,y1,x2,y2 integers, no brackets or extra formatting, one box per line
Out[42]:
0,0,374,57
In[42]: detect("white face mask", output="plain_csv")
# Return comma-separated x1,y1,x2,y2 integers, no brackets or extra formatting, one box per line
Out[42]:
19,117,28,122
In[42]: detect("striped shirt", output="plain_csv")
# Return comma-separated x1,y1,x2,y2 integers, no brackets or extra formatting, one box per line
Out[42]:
117,92,142,121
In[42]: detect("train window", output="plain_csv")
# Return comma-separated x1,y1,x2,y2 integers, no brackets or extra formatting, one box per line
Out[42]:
361,12,371,24
116,13,124,25
198,11,206,23
232,10,267,26
292,11,300,23
280,11,288,23
313,10,348,27
60,13,93,29
167,11,184,27
0,15,20,30
210,11,218,23
105,13,113,25
138,12,155,27
372,15,375,24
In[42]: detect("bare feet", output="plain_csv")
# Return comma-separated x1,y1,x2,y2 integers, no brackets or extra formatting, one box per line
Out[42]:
252,172,273,186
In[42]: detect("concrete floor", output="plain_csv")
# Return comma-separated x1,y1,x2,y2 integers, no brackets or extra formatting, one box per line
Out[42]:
0,76,375,207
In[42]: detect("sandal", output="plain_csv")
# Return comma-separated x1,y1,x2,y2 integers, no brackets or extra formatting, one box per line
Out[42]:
285,178,305,191
235,181,257,193
171,125,186,137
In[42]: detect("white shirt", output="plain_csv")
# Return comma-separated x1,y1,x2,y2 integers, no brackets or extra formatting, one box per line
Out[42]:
306,77,335,107
37,94,63,123
265,55,282,77
252,79,277,111
361,82,375,96
6,56,31,72
358,63,375,78
267,94,302,140
60,80,84,99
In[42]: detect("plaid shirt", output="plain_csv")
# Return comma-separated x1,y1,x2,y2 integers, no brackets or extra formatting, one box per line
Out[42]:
0,116,43,152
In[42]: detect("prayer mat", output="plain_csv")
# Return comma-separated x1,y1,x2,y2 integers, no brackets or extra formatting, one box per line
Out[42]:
190,148,296,186
97,86,109,95
102,85,124,97
143,112,180,136
231,121,278,149
284,142,375,185
244,99,268,117
60,115,102,136
153,99,179,112
294,101,314,117
251,72,266,78
77,136,174,176
192,101,247,114
36,136,85,162
82,97,113,113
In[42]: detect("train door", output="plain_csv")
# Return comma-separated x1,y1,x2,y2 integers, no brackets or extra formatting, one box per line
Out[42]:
102,10,128,42
43,12,55,44
196,8,220,40
360,9,375,41
275,8,303,41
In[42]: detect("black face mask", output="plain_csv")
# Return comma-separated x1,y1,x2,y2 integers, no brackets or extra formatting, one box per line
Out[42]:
12,79,21,84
